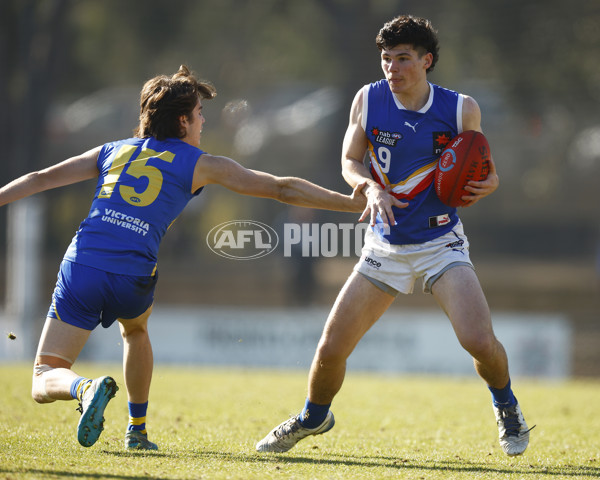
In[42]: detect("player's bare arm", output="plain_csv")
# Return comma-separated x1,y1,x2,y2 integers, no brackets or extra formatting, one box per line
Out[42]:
0,146,101,207
341,88,407,226
192,153,366,213
460,95,499,206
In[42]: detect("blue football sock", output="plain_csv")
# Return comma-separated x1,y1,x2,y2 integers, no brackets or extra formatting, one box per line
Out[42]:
488,378,517,407
299,398,330,429
70,377,87,400
128,401,149,433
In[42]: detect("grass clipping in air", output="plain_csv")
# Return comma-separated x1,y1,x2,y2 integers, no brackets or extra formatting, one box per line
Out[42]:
1,364,599,479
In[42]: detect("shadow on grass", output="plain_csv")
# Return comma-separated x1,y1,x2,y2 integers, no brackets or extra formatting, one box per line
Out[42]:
0,469,173,480
197,450,600,478
101,449,170,458
4,451,598,479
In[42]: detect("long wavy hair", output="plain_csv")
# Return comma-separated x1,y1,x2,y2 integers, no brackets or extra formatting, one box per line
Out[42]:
134,65,216,140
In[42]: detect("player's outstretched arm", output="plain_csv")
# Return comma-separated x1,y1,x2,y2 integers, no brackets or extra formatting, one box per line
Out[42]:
0,147,101,208
192,153,366,213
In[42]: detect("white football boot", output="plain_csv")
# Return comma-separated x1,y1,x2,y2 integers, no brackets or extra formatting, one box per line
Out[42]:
256,411,335,453
493,402,534,456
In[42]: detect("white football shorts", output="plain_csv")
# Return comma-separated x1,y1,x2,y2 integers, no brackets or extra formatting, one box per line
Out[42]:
354,221,474,295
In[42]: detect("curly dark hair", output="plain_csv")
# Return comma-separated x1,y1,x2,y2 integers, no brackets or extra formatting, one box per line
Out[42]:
375,15,440,73
134,65,217,140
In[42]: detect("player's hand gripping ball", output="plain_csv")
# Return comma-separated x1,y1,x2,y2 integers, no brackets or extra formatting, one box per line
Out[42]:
435,130,490,207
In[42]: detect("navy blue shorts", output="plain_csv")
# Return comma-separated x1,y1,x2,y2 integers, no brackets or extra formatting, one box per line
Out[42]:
47,260,157,330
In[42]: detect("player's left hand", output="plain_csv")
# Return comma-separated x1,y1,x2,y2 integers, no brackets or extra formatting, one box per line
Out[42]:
460,157,499,207
358,183,408,226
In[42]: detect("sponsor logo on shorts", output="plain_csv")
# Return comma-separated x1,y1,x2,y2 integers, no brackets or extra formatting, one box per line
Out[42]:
363,256,382,269
445,238,465,253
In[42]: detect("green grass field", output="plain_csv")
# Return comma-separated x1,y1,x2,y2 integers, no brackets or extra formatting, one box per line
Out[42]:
1,364,599,480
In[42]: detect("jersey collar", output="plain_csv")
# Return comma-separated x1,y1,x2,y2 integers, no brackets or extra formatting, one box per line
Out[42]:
392,82,434,113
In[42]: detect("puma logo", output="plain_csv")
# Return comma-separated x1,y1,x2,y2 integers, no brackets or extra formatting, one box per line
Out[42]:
404,121,418,133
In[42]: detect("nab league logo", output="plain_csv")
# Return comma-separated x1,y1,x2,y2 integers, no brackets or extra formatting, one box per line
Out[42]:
206,220,279,260
432,131,452,155
371,127,402,147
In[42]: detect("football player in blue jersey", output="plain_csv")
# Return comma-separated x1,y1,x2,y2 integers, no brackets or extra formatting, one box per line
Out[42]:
257,15,532,456
0,65,367,450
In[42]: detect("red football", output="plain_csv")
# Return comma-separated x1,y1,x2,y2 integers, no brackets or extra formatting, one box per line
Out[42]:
434,130,491,207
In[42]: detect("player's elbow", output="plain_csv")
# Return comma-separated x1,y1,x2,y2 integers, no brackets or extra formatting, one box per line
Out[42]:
341,169,353,188
341,160,353,184
273,177,295,204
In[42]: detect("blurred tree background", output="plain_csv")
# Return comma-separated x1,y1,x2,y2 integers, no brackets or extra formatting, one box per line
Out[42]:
1,0,599,370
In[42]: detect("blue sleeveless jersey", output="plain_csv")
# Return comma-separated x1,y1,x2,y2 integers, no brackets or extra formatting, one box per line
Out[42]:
64,137,204,276
362,80,464,244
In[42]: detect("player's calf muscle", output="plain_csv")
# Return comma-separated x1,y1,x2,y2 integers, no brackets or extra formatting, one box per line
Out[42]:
32,364,55,403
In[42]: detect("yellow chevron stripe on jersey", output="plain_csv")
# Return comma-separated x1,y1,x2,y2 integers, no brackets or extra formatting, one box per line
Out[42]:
369,140,437,196
389,160,437,195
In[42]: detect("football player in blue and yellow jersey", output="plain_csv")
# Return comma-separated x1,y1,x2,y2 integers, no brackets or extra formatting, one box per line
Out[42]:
257,15,532,457
0,66,366,450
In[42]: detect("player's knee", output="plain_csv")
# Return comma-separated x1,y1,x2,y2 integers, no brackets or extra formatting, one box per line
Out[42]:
31,364,56,404
119,314,150,339
119,322,148,339
315,339,348,366
118,305,153,338
459,332,497,360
